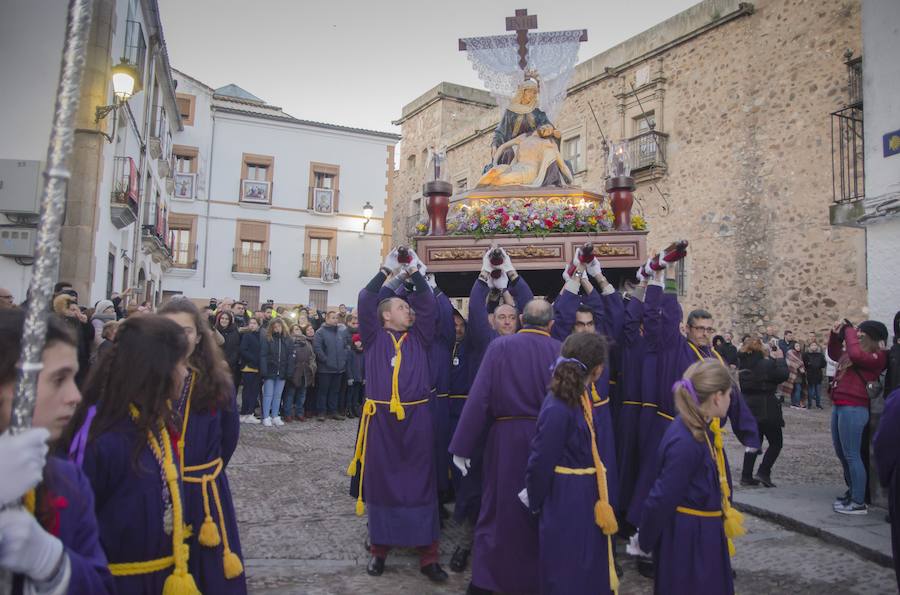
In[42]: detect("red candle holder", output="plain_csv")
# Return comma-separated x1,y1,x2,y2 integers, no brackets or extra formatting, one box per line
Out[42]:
605,175,636,232
423,180,452,236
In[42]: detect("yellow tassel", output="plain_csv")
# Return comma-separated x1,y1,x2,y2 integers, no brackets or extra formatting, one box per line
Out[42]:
222,549,244,579
594,499,619,536
727,538,736,557
23,489,36,514
162,569,200,595
198,516,221,547
395,403,405,421
355,499,365,516
346,458,358,477
723,507,746,539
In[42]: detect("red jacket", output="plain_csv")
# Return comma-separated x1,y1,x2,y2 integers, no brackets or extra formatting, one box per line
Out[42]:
828,327,887,407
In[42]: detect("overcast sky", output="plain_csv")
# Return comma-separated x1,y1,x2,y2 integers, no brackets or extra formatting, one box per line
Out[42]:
158,0,699,134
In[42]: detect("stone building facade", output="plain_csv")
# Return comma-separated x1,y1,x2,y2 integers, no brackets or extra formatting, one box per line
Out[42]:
392,0,868,336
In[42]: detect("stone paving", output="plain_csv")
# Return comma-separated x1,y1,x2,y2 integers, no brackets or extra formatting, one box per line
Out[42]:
228,401,897,594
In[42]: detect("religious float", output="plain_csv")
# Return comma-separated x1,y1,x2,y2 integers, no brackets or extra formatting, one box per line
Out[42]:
412,10,648,297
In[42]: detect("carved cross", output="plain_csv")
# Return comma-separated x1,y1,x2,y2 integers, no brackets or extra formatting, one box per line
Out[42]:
458,9,588,71
506,9,539,70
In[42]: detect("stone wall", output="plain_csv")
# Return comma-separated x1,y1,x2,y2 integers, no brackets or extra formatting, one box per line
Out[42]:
392,0,868,337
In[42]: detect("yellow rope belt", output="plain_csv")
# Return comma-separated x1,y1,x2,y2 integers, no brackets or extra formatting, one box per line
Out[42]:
436,393,449,398
346,397,429,516
656,410,675,421
554,466,596,475
593,398,610,408
495,415,538,421
177,372,243,580
707,418,746,556
642,402,658,408
580,392,619,595
109,557,175,576
448,394,468,399
676,506,723,518
622,401,642,406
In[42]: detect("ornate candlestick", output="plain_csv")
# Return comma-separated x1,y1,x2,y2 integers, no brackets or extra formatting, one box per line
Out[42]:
423,147,452,236
605,141,635,231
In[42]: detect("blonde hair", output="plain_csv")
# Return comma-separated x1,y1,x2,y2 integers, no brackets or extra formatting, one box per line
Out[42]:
674,359,735,442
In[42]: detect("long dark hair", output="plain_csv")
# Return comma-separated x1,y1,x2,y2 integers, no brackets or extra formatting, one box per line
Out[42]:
62,315,188,463
549,333,608,406
158,299,233,412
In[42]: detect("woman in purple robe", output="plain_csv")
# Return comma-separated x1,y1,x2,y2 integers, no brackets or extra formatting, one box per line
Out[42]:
638,359,746,595
0,310,114,595
64,315,202,594
526,332,618,595
160,299,246,594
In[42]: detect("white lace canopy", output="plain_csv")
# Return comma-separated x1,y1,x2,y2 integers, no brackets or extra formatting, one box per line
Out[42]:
461,29,583,122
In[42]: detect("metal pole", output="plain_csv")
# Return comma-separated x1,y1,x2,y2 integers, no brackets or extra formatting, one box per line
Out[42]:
9,0,94,432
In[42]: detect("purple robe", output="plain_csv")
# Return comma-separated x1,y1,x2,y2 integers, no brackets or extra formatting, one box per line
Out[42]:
357,274,439,546
449,328,561,593
181,387,247,594
617,296,646,516
526,394,613,595
630,285,759,526
874,387,900,592
16,457,115,595
82,419,187,594
639,418,733,595
431,291,455,495
551,287,621,510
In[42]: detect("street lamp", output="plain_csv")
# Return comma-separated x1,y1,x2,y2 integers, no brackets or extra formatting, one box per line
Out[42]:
361,201,374,235
95,59,139,142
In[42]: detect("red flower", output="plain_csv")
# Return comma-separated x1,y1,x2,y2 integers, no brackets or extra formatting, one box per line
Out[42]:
501,213,510,224
544,218,555,229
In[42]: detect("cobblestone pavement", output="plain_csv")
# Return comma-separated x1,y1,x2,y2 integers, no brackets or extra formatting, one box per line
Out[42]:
230,403,896,594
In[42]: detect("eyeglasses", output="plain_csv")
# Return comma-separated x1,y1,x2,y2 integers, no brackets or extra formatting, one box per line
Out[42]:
690,325,716,333
0,295,12,300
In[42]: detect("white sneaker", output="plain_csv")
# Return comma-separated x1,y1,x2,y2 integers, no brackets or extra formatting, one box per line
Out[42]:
272,416,285,426
246,415,261,424
262,417,272,427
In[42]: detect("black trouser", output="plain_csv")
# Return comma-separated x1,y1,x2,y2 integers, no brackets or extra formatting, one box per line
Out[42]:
742,420,783,479
240,371,261,415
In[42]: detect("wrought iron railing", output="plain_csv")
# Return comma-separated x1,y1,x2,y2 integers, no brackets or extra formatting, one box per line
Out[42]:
301,254,340,282
846,56,862,108
123,20,146,84
627,130,668,171
111,156,139,208
170,242,197,269
233,247,270,275
831,106,864,204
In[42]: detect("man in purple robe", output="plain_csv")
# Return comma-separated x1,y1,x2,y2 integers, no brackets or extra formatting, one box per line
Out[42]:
349,251,448,583
450,299,561,595
448,252,535,572
630,267,760,574
617,283,648,520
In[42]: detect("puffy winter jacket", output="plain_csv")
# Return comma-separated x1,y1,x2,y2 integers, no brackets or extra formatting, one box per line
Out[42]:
260,333,295,380
738,350,789,425
313,324,349,373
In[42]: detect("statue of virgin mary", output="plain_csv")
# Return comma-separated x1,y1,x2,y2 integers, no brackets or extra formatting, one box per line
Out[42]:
491,78,558,165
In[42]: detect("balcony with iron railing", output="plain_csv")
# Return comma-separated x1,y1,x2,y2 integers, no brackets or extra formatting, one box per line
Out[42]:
140,199,171,263
829,52,865,226
123,20,147,86
110,156,139,229
170,241,198,270
232,247,271,278
300,254,340,283
846,54,862,108
148,104,173,162
627,130,668,174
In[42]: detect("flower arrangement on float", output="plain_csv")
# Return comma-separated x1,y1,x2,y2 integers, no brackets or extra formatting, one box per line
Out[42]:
414,202,620,239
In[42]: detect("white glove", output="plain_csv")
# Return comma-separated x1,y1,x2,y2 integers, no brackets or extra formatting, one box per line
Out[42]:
453,454,471,477
517,487,530,508
481,248,494,274
626,532,651,557
425,273,438,290
500,248,515,274
383,248,400,272
0,508,65,581
489,272,509,291
0,428,50,506
586,255,603,278
407,248,424,272
348,378,355,386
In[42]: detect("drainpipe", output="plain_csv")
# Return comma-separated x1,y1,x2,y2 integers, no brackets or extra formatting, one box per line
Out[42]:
202,108,217,289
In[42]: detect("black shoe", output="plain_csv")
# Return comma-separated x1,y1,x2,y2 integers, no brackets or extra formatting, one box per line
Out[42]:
420,563,448,583
466,582,493,595
637,556,655,578
755,474,776,488
439,504,450,520
450,546,470,572
366,556,385,576
740,477,760,487
615,559,623,578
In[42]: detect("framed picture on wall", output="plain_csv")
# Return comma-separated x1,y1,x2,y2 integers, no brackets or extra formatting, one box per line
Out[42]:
174,172,195,199
241,179,270,204
313,188,334,214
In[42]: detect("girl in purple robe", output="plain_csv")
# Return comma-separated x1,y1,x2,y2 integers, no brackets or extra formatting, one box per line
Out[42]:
63,315,201,594
638,359,746,595
527,332,618,595
159,299,246,594
0,310,114,595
